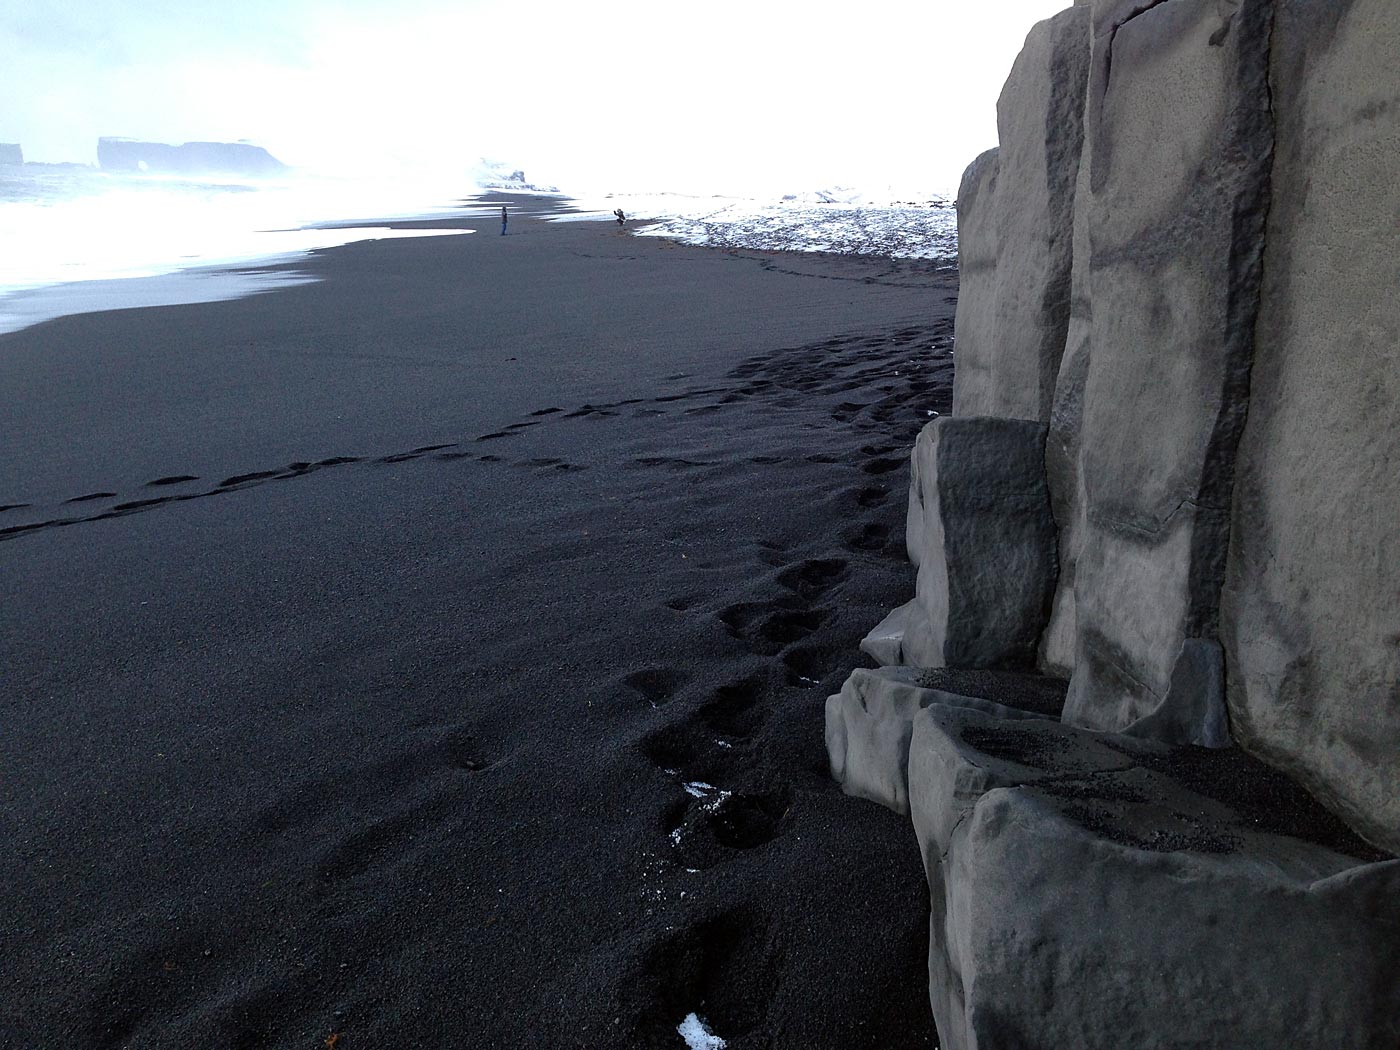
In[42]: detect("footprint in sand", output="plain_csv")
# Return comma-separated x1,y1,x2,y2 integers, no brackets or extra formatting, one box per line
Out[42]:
661,778,793,872
781,644,841,689
773,558,847,600
625,910,776,1044
718,600,829,657
861,456,905,476
855,485,890,508
662,593,703,613
112,496,173,512
621,667,690,709
843,521,890,552
640,724,704,779
697,675,768,741
219,469,283,487
312,808,431,885
708,789,789,850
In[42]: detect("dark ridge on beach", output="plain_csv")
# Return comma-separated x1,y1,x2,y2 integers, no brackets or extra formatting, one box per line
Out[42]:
0,195,954,1048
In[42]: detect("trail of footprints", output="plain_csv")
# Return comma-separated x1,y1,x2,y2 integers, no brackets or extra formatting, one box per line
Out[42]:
1,320,951,543
635,551,850,869
49,318,950,1045
618,540,883,1041
602,324,954,1039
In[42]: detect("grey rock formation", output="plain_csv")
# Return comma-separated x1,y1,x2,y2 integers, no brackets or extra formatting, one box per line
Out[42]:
906,703,1400,1050
1119,636,1231,748
841,2,1400,1040
1221,0,1400,854
97,137,287,177
826,667,1063,814
951,7,1089,422
0,143,21,165
860,417,1057,670
949,148,1000,413
1038,25,1096,677
1062,0,1275,733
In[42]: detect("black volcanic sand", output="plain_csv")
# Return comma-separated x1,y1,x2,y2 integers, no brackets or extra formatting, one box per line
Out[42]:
0,195,956,1048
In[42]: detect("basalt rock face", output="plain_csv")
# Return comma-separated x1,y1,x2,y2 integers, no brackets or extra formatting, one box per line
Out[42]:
1221,0,1400,854
826,667,1067,814
907,706,1400,1050
1063,0,1276,734
97,137,287,177
948,148,1000,416
861,417,1057,671
950,6,1089,422
0,143,21,165
829,0,1400,1041
858,0,1400,849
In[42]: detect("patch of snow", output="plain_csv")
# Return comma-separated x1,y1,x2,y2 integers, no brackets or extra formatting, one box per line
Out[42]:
677,1013,727,1050
683,781,718,798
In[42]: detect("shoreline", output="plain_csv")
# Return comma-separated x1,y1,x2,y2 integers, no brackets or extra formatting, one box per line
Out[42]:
2,197,955,1047
0,188,957,339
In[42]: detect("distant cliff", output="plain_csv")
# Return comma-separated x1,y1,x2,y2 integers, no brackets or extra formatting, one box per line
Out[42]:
0,143,22,165
97,138,287,177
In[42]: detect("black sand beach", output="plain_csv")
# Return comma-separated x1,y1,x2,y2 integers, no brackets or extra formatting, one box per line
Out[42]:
1,195,956,1048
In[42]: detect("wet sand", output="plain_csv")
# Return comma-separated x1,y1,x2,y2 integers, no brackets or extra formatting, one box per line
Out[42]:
0,194,957,1048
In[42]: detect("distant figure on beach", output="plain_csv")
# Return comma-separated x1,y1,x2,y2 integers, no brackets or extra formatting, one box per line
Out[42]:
501,205,508,236
614,208,626,226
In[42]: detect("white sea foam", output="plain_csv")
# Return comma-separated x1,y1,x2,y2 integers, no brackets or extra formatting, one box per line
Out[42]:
0,171,475,292
547,187,958,262
0,167,484,335
0,227,469,336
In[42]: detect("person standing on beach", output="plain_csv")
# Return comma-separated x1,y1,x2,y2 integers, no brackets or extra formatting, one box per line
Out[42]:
501,205,508,236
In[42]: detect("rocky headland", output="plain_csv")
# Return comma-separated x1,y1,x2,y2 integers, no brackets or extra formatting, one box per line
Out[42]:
827,1,1400,1046
96,136,288,177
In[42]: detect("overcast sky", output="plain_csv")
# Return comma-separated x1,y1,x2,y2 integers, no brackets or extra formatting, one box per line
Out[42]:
3,0,1071,195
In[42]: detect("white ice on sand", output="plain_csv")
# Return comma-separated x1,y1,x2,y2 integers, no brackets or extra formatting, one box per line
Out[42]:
677,1012,727,1050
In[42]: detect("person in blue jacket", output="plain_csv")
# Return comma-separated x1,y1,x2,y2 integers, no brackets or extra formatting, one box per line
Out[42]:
501,205,508,236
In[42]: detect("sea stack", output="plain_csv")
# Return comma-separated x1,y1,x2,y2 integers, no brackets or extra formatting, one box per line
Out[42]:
0,143,22,165
827,1,1400,1046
